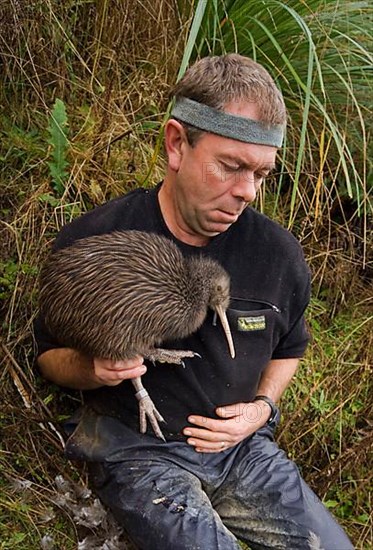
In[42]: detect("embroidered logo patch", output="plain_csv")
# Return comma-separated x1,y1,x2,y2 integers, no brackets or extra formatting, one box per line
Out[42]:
238,315,266,331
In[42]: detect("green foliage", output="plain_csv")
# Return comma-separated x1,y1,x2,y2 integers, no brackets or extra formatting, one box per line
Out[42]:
0,117,46,191
280,297,372,538
0,490,76,550
0,260,38,302
0,260,18,301
47,98,70,196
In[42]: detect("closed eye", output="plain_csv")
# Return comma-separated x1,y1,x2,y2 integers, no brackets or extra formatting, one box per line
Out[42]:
221,161,241,173
254,171,270,180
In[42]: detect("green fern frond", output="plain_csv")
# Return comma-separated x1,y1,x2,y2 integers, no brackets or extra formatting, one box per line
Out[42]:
47,98,70,196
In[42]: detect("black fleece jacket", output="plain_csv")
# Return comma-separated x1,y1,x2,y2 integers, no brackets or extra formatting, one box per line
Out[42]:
35,184,311,440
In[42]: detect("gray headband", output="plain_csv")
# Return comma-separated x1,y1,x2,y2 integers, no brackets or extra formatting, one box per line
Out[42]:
171,97,284,148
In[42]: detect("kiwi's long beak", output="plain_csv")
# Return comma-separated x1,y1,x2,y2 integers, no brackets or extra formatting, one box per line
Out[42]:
215,304,235,359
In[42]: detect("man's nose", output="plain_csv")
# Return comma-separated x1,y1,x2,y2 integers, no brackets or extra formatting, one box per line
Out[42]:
231,171,258,203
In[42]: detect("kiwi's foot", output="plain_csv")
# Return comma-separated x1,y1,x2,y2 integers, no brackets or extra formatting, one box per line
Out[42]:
147,348,201,366
137,392,166,441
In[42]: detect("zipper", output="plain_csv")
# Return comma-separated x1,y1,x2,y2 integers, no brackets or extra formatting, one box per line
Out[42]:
230,296,281,314
212,297,281,326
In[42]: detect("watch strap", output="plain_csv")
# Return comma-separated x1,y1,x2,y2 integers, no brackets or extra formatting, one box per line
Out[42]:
253,395,277,424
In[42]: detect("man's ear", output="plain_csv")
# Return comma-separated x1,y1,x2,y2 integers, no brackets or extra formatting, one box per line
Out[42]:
165,119,187,172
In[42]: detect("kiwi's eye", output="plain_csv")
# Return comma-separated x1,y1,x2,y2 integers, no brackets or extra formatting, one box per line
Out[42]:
217,285,222,292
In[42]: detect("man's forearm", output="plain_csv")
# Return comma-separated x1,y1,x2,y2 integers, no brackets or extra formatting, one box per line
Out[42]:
257,357,299,402
253,358,299,421
37,348,102,390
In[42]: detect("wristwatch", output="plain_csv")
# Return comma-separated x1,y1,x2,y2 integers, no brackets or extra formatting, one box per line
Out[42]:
253,395,280,428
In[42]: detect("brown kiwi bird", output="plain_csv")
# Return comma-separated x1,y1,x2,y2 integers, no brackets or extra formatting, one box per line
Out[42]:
39,230,235,440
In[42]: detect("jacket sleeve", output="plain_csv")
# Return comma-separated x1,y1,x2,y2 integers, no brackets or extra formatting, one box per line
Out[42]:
271,268,311,359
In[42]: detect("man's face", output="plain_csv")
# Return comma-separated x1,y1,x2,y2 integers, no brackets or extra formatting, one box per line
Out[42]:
163,101,278,246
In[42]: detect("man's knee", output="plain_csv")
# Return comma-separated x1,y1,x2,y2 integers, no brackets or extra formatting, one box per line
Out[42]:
87,460,240,550
221,435,354,549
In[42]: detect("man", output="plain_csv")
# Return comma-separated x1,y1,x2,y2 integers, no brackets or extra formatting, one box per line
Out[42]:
35,54,353,549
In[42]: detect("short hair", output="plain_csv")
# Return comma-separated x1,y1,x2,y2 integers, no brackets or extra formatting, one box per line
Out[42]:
171,54,286,145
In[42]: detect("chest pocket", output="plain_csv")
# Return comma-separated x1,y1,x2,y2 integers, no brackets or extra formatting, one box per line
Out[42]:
223,297,282,361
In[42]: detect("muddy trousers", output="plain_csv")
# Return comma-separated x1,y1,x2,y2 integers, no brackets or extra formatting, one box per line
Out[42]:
68,415,354,550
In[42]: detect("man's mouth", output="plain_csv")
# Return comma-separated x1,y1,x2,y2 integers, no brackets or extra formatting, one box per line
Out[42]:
215,210,240,222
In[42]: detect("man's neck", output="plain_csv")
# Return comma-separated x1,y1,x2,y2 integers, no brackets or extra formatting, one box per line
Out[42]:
158,182,210,247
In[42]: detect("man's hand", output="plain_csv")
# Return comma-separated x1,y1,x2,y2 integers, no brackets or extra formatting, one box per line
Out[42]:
183,400,272,453
93,355,147,386
37,348,146,390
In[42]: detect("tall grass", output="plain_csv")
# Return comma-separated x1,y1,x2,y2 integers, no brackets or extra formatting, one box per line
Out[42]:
1,3,186,547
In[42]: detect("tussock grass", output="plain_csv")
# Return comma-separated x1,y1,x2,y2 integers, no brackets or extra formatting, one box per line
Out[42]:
0,1,372,548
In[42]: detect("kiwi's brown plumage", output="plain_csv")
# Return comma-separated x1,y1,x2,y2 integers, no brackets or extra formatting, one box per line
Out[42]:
39,230,232,360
